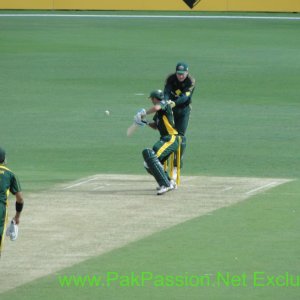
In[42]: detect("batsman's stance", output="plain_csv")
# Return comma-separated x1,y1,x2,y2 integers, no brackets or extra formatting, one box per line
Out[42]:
0,147,24,256
164,62,196,179
134,90,179,195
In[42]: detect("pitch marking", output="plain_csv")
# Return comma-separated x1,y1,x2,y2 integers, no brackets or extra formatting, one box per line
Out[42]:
245,181,278,195
223,186,233,191
63,176,99,190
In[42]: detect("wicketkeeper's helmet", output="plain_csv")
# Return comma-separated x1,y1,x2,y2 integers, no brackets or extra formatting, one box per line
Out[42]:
149,90,164,101
176,62,189,74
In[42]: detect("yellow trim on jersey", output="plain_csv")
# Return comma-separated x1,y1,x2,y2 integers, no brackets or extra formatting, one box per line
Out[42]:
1,164,11,200
157,135,176,158
186,91,191,96
0,166,10,253
0,165,10,171
6,189,10,203
0,165,11,208
162,115,178,135
0,210,8,254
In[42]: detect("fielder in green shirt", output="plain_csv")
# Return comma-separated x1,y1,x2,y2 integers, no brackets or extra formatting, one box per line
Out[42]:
164,62,196,177
0,147,24,255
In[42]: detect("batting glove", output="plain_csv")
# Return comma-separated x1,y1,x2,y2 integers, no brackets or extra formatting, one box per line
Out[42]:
134,113,146,127
6,219,18,241
138,108,146,116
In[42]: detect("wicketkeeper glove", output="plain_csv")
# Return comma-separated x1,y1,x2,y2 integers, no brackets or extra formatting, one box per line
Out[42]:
167,100,176,108
6,219,18,241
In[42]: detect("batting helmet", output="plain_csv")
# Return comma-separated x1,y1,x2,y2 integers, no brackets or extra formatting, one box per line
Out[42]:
149,90,164,101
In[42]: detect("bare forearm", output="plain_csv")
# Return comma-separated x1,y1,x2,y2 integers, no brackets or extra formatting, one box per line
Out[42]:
16,192,24,204
148,122,157,130
146,106,160,115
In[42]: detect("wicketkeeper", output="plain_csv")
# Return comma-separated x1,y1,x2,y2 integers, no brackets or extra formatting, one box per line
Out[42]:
134,90,180,195
0,147,24,256
164,62,196,179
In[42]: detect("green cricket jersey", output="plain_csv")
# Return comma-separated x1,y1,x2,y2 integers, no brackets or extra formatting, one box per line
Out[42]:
153,100,178,137
163,73,196,108
0,165,21,205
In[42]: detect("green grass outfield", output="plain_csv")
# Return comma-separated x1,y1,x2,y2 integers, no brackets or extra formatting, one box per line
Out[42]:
0,11,300,299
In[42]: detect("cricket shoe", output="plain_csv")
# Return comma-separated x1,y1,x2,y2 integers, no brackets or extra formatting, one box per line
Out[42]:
157,182,176,195
156,180,177,191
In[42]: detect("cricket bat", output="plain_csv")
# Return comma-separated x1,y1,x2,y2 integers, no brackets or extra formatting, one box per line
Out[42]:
126,122,139,137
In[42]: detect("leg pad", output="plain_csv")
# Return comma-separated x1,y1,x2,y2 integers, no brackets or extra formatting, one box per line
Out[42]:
142,148,170,187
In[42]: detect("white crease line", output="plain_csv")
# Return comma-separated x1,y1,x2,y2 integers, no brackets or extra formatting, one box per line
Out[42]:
93,186,105,191
135,93,145,96
182,185,233,189
245,181,278,195
223,186,233,191
93,183,138,190
63,177,99,190
92,183,111,191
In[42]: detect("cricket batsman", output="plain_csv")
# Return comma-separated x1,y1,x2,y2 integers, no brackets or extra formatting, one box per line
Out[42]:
134,90,179,195
163,62,196,179
0,147,24,256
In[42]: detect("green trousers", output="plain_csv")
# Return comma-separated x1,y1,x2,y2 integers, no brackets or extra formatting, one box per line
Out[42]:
173,106,191,167
0,203,7,250
173,105,191,136
153,135,179,164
